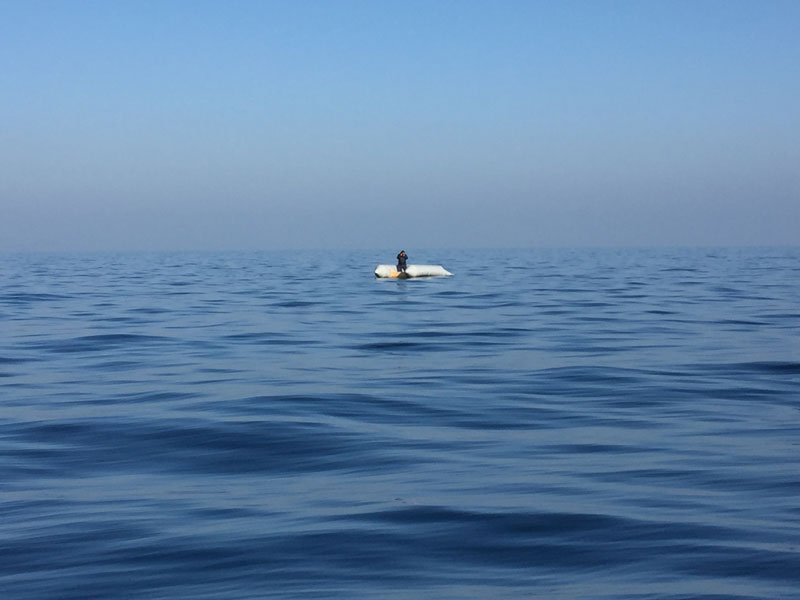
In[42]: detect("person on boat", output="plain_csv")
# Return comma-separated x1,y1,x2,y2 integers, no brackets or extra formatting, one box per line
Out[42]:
396,250,408,273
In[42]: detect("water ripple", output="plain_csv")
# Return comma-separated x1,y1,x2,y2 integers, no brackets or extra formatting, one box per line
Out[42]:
1,248,799,599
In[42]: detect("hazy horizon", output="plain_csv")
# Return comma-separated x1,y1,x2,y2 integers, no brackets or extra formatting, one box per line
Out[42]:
2,1,798,252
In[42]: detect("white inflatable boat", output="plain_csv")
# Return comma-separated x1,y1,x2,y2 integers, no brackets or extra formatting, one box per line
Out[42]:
374,264,453,278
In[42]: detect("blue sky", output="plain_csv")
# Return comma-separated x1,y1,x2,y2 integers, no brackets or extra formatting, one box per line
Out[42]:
2,0,798,251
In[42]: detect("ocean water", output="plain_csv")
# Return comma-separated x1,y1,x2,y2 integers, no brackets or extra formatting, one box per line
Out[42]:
2,247,799,599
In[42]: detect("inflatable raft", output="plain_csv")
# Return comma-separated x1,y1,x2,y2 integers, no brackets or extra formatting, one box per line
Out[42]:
374,264,453,278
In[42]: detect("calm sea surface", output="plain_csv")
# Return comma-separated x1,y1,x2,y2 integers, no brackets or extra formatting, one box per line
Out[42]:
2,247,799,599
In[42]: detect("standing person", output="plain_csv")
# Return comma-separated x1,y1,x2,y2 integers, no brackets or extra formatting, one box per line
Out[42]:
396,250,408,273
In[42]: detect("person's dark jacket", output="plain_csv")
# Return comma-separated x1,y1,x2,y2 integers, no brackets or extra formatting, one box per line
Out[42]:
396,252,408,270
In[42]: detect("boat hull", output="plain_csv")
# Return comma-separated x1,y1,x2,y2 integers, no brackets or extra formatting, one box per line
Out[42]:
374,265,453,278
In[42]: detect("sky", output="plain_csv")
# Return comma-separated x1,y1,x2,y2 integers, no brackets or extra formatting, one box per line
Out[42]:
1,0,798,251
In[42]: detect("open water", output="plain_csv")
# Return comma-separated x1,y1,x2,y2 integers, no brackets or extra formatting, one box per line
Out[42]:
2,247,799,599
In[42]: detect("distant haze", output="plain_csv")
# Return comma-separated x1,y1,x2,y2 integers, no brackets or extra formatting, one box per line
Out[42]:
2,0,798,251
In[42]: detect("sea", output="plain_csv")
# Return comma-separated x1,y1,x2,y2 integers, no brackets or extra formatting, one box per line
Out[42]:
2,247,799,600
